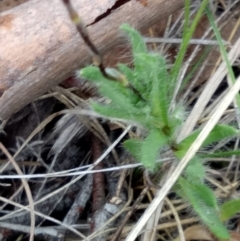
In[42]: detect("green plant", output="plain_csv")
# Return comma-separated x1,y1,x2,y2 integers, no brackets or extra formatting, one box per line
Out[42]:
62,0,240,239
79,23,240,239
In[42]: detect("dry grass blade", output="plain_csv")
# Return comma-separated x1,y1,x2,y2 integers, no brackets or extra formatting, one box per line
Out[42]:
0,195,86,239
0,143,35,241
144,37,229,45
111,186,149,241
165,198,185,241
140,198,163,241
0,125,131,238
178,37,240,142
0,222,58,237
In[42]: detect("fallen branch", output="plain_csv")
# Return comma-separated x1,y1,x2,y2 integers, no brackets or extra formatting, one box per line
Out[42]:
0,0,184,120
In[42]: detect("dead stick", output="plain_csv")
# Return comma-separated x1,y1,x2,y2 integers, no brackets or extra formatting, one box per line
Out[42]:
91,135,105,214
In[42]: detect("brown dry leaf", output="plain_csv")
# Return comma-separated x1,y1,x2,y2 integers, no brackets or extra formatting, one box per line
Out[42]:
174,225,214,241
229,232,240,241
174,225,240,241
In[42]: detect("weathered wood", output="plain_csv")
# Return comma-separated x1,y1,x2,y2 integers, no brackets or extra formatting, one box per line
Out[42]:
0,0,184,120
0,0,30,13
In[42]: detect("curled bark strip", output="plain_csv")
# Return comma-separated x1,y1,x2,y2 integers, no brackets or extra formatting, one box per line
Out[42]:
0,0,184,120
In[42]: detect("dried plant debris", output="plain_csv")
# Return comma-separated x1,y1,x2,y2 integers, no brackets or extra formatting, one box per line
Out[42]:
0,97,93,240
0,91,128,240
47,113,87,158
1,0,240,241
0,98,56,151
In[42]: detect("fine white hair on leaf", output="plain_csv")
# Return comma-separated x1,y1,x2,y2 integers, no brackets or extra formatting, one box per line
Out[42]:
48,114,87,157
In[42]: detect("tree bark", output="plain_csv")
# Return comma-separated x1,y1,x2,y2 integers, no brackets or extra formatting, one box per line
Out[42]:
0,0,184,120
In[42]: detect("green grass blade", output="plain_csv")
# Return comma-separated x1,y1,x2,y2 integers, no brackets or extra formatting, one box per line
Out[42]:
170,0,209,88
200,150,240,158
181,46,211,88
183,0,190,37
205,6,240,107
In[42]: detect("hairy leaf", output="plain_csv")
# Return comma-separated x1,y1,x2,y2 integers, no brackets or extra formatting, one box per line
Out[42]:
184,157,206,182
124,138,143,161
148,54,169,125
178,124,239,154
92,102,151,126
140,129,168,170
120,23,147,56
79,66,109,83
98,81,139,111
118,63,147,96
219,199,240,221
179,177,229,239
